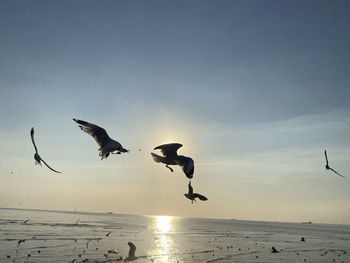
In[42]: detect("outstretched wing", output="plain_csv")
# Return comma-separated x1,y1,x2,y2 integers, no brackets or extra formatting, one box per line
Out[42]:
40,158,61,173
188,181,193,195
30,128,38,154
324,150,329,166
193,193,208,201
175,156,194,179
128,241,136,259
73,119,112,148
154,143,183,157
329,167,346,178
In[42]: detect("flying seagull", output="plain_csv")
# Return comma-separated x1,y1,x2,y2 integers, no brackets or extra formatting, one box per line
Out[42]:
30,128,61,173
184,181,208,204
151,143,194,179
126,242,138,261
324,150,346,178
73,118,129,160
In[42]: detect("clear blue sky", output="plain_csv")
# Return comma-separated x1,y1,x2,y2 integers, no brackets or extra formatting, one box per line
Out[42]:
0,0,350,224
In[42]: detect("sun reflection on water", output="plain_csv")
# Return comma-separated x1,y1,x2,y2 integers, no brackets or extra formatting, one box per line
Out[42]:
149,216,180,263
156,216,171,234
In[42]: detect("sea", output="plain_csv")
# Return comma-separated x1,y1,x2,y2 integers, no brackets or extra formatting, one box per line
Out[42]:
0,208,349,263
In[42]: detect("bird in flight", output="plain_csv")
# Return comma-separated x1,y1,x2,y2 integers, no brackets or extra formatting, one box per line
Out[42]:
126,242,138,261
30,128,61,173
324,150,346,178
151,143,194,179
73,119,129,160
106,231,112,237
184,181,208,204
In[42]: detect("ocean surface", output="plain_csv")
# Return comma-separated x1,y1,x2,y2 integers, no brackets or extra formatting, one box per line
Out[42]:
0,208,349,263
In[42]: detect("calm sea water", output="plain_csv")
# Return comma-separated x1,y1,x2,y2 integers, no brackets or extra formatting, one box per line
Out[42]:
0,208,349,263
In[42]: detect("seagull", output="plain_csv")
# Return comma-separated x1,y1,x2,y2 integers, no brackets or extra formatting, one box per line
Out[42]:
324,150,346,178
151,143,194,179
73,119,129,160
18,239,25,245
107,249,119,255
271,246,279,253
106,231,112,237
126,242,138,261
184,181,208,204
30,128,61,173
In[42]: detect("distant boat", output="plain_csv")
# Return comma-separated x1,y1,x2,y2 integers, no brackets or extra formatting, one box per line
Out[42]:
302,221,312,224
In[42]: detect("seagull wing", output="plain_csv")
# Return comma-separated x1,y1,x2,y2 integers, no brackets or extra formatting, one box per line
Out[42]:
73,119,112,148
128,242,136,259
192,193,208,201
175,156,194,179
324,150,329,166
188,181,193,195
329,167,346,178
154,143,183,157
30,128,39,154
40,158,61,173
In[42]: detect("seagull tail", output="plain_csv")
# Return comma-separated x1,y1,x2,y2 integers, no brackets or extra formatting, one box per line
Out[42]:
119,147,129,153
151,153,165,163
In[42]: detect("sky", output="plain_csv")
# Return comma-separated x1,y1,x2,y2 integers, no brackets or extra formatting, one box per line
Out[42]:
0,0,350,224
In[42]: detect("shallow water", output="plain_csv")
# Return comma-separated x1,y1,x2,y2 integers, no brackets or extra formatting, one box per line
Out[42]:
0,208,349,262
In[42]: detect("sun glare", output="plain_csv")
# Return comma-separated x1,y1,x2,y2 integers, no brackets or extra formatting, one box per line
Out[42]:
151,216,179,262
156,215,172,234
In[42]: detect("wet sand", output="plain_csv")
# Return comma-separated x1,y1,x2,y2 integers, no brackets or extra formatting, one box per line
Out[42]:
1,208,349,262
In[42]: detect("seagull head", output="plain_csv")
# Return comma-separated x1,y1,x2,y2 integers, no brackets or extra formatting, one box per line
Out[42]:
34,153,41,165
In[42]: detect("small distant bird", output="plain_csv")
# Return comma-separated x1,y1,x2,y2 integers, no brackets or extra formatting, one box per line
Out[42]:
30,128,61,173
184,181,208,204
73,118,129,160
17,239,25,245
301,237,305,242
271,246,279,253
106,231,112,237
107,249,119,255
324,150,345,178
151,143,194,179
23,218,30,224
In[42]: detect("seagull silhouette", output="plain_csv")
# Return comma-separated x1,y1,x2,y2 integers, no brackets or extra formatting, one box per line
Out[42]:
151,143,194,179
30,128,61,173
324,150,346,178
184,181,208,204
126,242,138,261
73,119,129,160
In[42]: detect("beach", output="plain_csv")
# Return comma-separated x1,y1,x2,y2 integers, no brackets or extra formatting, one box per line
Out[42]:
0,208,349,262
